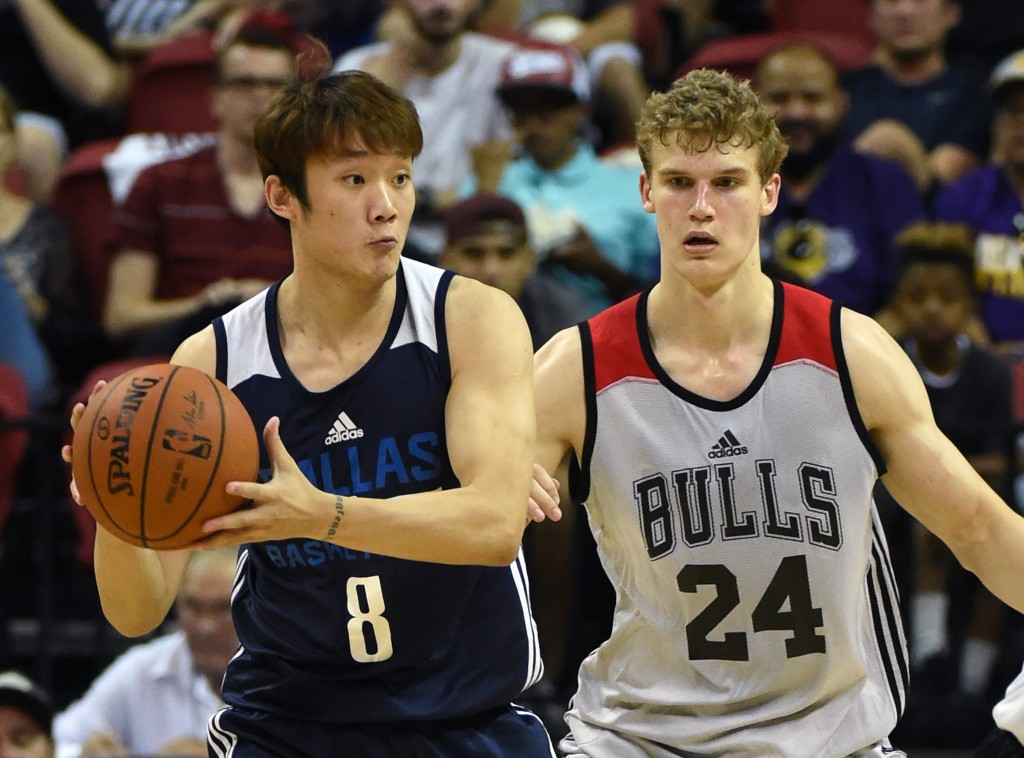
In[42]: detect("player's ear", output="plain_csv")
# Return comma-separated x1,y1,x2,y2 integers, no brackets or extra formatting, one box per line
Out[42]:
265,175,298,221
640,172,655,213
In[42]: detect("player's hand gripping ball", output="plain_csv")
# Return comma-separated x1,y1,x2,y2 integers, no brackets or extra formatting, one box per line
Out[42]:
72,363,259,549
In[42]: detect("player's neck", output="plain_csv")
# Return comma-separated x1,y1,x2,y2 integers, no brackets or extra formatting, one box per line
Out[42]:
649,264,774,353
275,272,398,389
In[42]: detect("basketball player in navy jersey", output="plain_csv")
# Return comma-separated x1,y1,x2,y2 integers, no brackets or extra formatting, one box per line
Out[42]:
65,52,559,756
532,68,1024,757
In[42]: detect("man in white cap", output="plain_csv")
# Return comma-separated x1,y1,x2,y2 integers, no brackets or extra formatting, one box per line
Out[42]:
0,670,54,758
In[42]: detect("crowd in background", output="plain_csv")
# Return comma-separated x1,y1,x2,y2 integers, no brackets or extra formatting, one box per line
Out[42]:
3,0,1024,753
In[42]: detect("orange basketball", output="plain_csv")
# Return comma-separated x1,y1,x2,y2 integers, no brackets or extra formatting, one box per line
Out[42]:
72,363,259,549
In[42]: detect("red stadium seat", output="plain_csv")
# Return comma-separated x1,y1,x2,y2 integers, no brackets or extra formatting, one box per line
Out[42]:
769,0,875,46
677,30,874,81
127,31,218,135
51,138,122,323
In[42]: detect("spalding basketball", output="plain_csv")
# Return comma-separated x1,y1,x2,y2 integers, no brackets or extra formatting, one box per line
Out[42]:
72,363,259,549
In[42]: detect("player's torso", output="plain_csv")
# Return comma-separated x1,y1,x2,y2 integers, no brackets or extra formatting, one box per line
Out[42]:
568,283,907,755
213,260,542,723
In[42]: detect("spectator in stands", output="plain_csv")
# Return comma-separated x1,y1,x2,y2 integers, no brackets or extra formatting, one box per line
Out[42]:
1,0,128,145
333,0,519,258
102,22,296,357
933,48,1024,348
753,43,925,316
885,222,1013,746
462,45,659,309
0,84,90,407
53,549,238,758
516,1,650,150
0,670,55,758
842,0,988,192
440,193,594,349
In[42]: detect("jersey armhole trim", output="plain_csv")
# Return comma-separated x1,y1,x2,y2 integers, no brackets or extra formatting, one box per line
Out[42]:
569,321,596,504
213,317,227,385
434,268,456,385
832,302,887,476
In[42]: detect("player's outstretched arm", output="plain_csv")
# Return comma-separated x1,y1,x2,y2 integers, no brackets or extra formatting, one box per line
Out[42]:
208,279,538,566
844,309,1024,612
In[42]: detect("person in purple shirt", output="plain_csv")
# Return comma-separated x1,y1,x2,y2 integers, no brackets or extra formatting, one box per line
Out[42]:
753,43,925,317
934,49,1024,346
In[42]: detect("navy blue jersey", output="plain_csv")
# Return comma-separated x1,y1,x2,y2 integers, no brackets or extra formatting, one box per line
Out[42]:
212,259,543,725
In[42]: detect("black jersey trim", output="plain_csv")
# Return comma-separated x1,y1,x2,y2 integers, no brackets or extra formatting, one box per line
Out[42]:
635,281,785,411
831,303,887,476
434,268,456,388
868,520,909,719
213,316,228,384
570,321,597,504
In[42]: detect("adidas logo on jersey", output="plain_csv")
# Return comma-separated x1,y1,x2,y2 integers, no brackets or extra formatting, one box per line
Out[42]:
708,430,748,458
325,411,364,445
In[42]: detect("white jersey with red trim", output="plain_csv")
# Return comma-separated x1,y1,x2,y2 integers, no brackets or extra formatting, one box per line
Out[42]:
562,281,908,757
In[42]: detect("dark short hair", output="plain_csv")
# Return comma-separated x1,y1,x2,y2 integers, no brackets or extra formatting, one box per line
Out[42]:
254,69,423,216
895,222,975,281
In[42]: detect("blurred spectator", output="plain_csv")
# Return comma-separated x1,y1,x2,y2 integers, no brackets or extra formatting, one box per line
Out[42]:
885,222,1013,746
333,0,519,258
53,549,238,757
0,84,91,407
518,1,650,149
102,22,296,356
0,670,55,758
0,0,128,146
462,45,658,309
933,49,1024,348
842,0,988,192
440,193,594,348
753,43,925,316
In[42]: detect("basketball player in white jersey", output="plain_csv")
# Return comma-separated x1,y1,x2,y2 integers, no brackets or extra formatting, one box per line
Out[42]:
532,68,1024,757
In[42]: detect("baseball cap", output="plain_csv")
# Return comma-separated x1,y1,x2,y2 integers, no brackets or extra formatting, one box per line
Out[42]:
497,46,590,105
989,49,1024,98
444,194,526,246
0,670,53,734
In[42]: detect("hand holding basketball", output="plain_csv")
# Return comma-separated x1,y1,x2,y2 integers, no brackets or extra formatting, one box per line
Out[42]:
70,364,259,549
198,415,338,548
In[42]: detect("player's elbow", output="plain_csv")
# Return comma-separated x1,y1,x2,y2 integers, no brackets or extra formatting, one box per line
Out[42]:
483,508,528,566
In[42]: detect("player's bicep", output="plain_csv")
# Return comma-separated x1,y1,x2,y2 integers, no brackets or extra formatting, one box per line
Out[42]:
844,309,994,542
444,279,536,502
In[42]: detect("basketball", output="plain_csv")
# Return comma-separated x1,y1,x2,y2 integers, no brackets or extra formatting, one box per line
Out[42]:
72,363,259,549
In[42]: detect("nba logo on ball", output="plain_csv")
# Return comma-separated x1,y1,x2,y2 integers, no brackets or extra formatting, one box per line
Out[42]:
72,364,259,549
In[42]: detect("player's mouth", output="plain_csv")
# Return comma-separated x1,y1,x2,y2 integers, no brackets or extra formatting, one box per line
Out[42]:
683,231,718,253
369,235,399,249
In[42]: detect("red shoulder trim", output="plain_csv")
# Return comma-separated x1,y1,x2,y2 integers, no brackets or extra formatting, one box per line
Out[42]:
775,282,836,371
590,295,656,392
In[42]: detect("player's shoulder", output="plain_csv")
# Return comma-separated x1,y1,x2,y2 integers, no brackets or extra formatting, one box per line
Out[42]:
171,325,217,375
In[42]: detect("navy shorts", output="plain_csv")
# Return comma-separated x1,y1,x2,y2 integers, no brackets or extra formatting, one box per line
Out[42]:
207,703,556,757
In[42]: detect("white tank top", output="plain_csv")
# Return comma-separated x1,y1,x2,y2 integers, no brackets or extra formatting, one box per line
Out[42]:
564,281,908,757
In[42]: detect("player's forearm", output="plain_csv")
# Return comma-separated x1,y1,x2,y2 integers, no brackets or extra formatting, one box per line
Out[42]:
12,0,129,111
93,529,183,635
331,484,528,566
